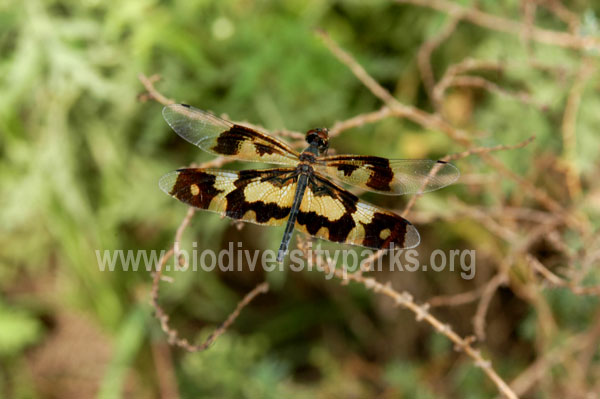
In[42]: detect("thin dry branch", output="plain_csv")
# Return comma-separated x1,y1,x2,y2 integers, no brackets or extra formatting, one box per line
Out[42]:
150,232,269,352
173,207,196,266
561,57,594,199
299,241,519,399
428,285,488,307
537,0,581,34
417,15,461,106
526,254,600,296
473,272,509,341
397,0,600,51
433,58,547,111
139,74,175,105
505,331,590,397
329,106,394,137
520,0,537,54
402,136,535,217
433,58,504,105
150,341,180,399
444,136,536,162
443,75,544,110
451,199,520,243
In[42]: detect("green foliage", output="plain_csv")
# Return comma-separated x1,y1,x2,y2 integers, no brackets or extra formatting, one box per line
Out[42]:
384,360,437,398
0,302,42,356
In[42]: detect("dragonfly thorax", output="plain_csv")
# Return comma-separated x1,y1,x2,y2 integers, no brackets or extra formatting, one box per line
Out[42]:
297,163,314,175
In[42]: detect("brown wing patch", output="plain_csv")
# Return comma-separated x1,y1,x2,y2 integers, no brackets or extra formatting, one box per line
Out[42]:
294,174,420,249
163,104,300,165
211,124,300,165
159,168,298,226
318,155,459,195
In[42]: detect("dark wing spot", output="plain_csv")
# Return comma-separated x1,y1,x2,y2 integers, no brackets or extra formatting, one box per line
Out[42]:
364,157,394,192
296,211,356,243
361,212,409,248
171,170,222,209
212,125,290,157
254,143,276,156
335,163,360,177
212,125,251,155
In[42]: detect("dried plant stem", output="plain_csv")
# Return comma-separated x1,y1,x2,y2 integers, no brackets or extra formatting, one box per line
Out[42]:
473,272,509,340
561,57,594,199
540,0,580,33
300,242,519,399
151,235,269,352
402,136,535,217
329,106,394,137
441,75,544,110
505,331,590,397
150,341,180,399
173,207,196,266
396,0,600,51
428,285,487,307
526,254,600,296
417,15,461,107
434,59,503,105
139,74,175,105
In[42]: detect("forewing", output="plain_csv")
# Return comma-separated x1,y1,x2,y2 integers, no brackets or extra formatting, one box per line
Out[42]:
294,174,420,249
319,155,459,195
163,104,300,165
159,168,298,226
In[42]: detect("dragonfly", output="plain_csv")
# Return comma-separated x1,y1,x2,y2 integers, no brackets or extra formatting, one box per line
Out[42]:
159,104,459,262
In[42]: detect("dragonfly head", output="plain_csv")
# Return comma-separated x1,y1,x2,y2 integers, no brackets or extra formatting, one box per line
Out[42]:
305,128,329,156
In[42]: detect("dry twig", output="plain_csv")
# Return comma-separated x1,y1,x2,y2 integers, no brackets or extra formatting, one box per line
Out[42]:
397,0,600,51
526,254,600,296
402,136,536,218
561,57,595,199
417,15,461,107
428,284,488,307
299,241,519,399
139,74,175,105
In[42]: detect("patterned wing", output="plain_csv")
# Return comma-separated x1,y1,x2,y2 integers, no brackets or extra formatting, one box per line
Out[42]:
163,104,300,165
159,168,298,226
294,173,420,249
318,155,459,195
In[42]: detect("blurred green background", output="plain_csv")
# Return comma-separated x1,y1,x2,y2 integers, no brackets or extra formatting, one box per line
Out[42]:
1,0,600,398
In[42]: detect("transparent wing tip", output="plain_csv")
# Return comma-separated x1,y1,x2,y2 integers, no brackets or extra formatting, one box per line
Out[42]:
158,171,179,195
437,160,460,183
403,223,421,249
